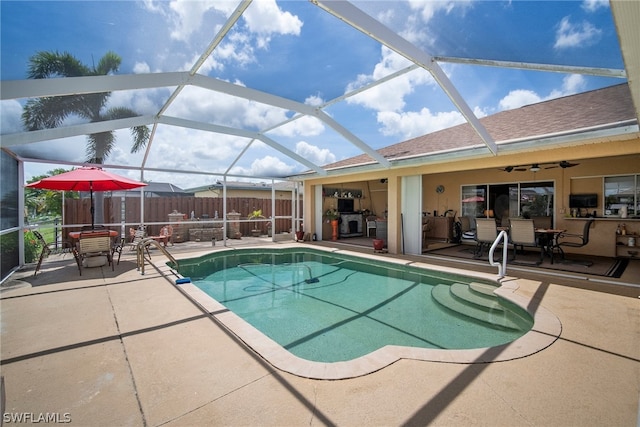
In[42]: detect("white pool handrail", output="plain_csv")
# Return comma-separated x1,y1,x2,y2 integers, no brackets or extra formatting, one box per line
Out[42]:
488,229,509,279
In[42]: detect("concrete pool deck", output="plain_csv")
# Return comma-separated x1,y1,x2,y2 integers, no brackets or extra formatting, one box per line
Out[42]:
1,239,638,426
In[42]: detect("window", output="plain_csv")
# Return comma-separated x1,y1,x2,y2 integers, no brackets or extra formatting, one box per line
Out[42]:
520,182,554,218
461,181,555,227
461,185,486,218
604,175,639,217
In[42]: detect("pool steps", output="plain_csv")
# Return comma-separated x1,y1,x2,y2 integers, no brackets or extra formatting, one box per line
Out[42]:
449,283,506,312
432,282,525,331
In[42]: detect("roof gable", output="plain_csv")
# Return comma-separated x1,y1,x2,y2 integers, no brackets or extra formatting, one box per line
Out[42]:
322,83,636,170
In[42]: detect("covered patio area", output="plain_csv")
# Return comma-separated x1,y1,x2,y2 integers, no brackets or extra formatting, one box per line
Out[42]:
1,239,638,426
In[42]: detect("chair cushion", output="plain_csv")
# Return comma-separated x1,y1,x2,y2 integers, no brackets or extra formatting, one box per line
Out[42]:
83,255,107,268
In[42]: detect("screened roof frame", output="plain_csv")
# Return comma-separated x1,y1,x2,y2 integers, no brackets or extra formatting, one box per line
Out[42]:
1,0,638,182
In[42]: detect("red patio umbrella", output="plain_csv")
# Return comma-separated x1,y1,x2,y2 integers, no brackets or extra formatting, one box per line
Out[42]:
26,166,147,229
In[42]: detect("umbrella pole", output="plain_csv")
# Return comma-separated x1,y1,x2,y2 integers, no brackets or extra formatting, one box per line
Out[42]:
90,182,95,230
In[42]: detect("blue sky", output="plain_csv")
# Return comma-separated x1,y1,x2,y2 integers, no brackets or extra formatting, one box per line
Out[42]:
1,0,625,189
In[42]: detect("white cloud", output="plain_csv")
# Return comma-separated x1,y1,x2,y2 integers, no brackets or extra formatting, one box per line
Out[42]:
554,16,602,49
407,0,469,22
295,141,336,165
107,88,169,116
133,62,151,74
548,74,587,98
238,155,296,177
269,116,325,138
214,32,256,68
305,95,324,107
582,0,609,12
166,0,233,42
0,100,24,133
163,84,289,130
346,48,434,112
473,106,490,119
377,108,465,139
182,52,223,74
498,74,587,110
147,0,302,72
243,0,303,49
498,89,542,111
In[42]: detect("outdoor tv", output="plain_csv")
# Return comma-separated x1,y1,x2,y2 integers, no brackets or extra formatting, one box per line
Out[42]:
337,198,354,213
569,193,597,208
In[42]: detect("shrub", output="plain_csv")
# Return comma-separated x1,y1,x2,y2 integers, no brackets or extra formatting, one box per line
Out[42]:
23,230,41,263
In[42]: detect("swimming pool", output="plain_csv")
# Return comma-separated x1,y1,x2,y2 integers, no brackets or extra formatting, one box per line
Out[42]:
172,246,560,378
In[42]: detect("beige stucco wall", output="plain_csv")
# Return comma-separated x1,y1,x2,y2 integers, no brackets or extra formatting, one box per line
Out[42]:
303,138,640,257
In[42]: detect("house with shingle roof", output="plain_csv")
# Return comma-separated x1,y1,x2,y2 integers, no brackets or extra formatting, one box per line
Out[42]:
293,83,639,258
114,182,194,198
187,180,299,199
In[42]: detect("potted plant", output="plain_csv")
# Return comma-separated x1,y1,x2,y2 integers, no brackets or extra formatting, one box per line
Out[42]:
325,209,340,240
324,208,340,222
372,238,384,251
295,223,305,242
247,209,265,237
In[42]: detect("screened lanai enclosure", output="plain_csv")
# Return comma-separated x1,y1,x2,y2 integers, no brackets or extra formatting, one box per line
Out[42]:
1,0,639,280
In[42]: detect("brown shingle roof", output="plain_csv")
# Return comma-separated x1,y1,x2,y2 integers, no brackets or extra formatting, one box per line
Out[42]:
323,83,636,170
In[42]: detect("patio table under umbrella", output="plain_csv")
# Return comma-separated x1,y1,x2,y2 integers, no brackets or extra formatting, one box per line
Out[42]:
26,166,147,229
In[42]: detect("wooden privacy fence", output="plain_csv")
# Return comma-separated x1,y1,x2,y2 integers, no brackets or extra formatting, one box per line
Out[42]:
64,196,302,237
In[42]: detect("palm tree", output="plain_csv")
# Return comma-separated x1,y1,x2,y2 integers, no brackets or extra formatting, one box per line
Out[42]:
22,50,150,225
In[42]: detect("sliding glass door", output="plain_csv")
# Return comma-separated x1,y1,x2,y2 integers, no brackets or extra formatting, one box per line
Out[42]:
461,181,554,227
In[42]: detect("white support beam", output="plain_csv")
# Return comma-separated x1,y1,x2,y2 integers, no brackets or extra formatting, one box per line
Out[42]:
314,110,390,167
257,134,327,175
159,115,258,138
190,74,316,115
2,69,387,168
189,74,387,166
312,0,498,155
159,116,327,175
0,116,155,147
433,56,627,78
156,0,253,117
225,139,256,176
0,72,189,100
260,64,419,134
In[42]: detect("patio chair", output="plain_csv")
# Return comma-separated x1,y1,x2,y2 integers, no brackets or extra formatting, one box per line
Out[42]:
122,226,150,261
554,219,594,266
366,216,377,237
32,230,72,277
422,219,432,250
531,216,552,229
111,235,126,265
73,231,114,275
159,225,173,246
474,218,498,258
508,218,542,264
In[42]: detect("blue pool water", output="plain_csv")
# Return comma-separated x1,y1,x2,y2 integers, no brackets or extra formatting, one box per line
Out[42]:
178,248,533,363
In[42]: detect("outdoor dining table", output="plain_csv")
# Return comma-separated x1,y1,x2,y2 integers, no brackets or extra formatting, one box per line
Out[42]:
68,229,119,240
535,228,565,264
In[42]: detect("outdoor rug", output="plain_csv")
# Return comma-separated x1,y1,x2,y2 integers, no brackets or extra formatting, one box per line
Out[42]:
424,244,629,278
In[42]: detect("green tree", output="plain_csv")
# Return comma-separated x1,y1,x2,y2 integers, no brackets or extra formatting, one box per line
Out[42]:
25,168,79,220
21,50,150,224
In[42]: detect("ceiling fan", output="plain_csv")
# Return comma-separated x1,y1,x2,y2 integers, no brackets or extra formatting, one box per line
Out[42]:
498,161,579,172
